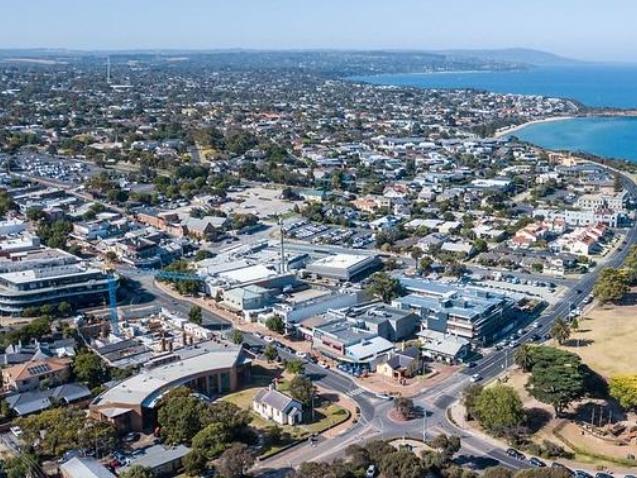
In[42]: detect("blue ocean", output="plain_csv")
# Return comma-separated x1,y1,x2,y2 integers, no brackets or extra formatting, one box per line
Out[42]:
352,65,637,161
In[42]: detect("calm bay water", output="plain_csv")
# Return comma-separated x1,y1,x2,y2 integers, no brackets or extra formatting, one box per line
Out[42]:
514,116,637,162
352,65,637,108
352,65,637,161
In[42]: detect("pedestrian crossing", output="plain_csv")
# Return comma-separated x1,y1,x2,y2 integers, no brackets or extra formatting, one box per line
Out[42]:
346,388,365,397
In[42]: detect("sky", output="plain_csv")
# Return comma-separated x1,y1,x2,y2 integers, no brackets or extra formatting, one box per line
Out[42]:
1,0,636,62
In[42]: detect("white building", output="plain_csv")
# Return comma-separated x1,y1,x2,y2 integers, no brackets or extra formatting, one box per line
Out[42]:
253,386,303,425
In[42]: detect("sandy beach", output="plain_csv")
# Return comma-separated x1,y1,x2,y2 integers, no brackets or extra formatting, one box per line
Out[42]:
494,115,575,138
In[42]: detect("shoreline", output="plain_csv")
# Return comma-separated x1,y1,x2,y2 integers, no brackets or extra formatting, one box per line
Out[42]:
494,116,575,138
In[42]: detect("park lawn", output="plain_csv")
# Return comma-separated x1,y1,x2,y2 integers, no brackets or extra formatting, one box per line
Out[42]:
559,299,637,377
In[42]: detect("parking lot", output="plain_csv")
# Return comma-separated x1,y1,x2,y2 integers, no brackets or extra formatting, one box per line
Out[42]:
284,219,373,248
14,153,95,184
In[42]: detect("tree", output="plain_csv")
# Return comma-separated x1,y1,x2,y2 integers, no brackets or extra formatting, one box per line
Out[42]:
119,465,154,478
484,467,514,478
264,343,279,362
344,443,372,470
528,358,586,416
428,433,461,459
73,349,107,388
593,268,629,304
367,271,403,303
57,301,73,317
462,384,483,420
189,305,203,325
285,358,305,375
394,397,417,420
192,422,230,460
265,315,285,334
474,385,525,437
207,401,253,442
216,442,255,478
379,448,426,478
229,329,244,345
550,318,571,345
157,387,210,445
473,238,488,254
288,375,315,407
16,407,116,457
183,450,208,476
609,375,637,411
514,345,534,372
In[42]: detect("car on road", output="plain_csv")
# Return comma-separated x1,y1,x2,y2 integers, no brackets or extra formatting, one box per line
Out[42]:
295,351,308,359
530,333,541,342
466,361,477,368
318,361,330,369
264,335,274,343
366,465,377,478
505,448,525,460
253,332,263,339
470,373,482,383
508,340,519,349
594,473,613,478
9,426,22,438
528,457,546,468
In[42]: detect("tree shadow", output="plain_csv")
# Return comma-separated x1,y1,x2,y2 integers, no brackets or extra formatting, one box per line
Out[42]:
455,454,500,470
571,400,627,424
525,407,553,434
563,338,594,347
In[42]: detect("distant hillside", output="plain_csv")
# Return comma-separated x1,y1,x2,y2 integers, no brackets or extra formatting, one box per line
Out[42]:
437,48,584,67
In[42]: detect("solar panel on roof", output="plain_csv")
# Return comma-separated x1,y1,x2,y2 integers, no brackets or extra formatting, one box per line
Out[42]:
27,364,51,375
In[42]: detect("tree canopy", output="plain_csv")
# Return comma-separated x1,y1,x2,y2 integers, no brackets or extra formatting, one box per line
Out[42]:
473,385,526,437
367,271,404,303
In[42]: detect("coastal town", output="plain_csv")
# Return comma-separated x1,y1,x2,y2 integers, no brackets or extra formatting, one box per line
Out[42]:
0,49,636,478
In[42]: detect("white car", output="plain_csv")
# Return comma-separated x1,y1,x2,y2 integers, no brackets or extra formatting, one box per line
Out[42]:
470,374,482,383
295,351,308,359
10,426,22,438
264,335,274,343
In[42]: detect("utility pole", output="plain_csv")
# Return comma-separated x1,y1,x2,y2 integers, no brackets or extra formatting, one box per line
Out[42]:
423,407,427,442
279,217,286,273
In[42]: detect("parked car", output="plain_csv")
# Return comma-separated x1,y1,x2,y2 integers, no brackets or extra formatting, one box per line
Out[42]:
574,471,593,478
505,448,525,460
123,432,140,443
366,465,377,478
528,457,546,468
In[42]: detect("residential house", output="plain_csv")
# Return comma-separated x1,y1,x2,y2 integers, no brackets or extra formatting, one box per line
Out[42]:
2,356,72,392
253,385,303,425
377,347,422,380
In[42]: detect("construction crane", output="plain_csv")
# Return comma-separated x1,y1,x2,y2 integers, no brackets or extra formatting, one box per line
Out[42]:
107,275,119,335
